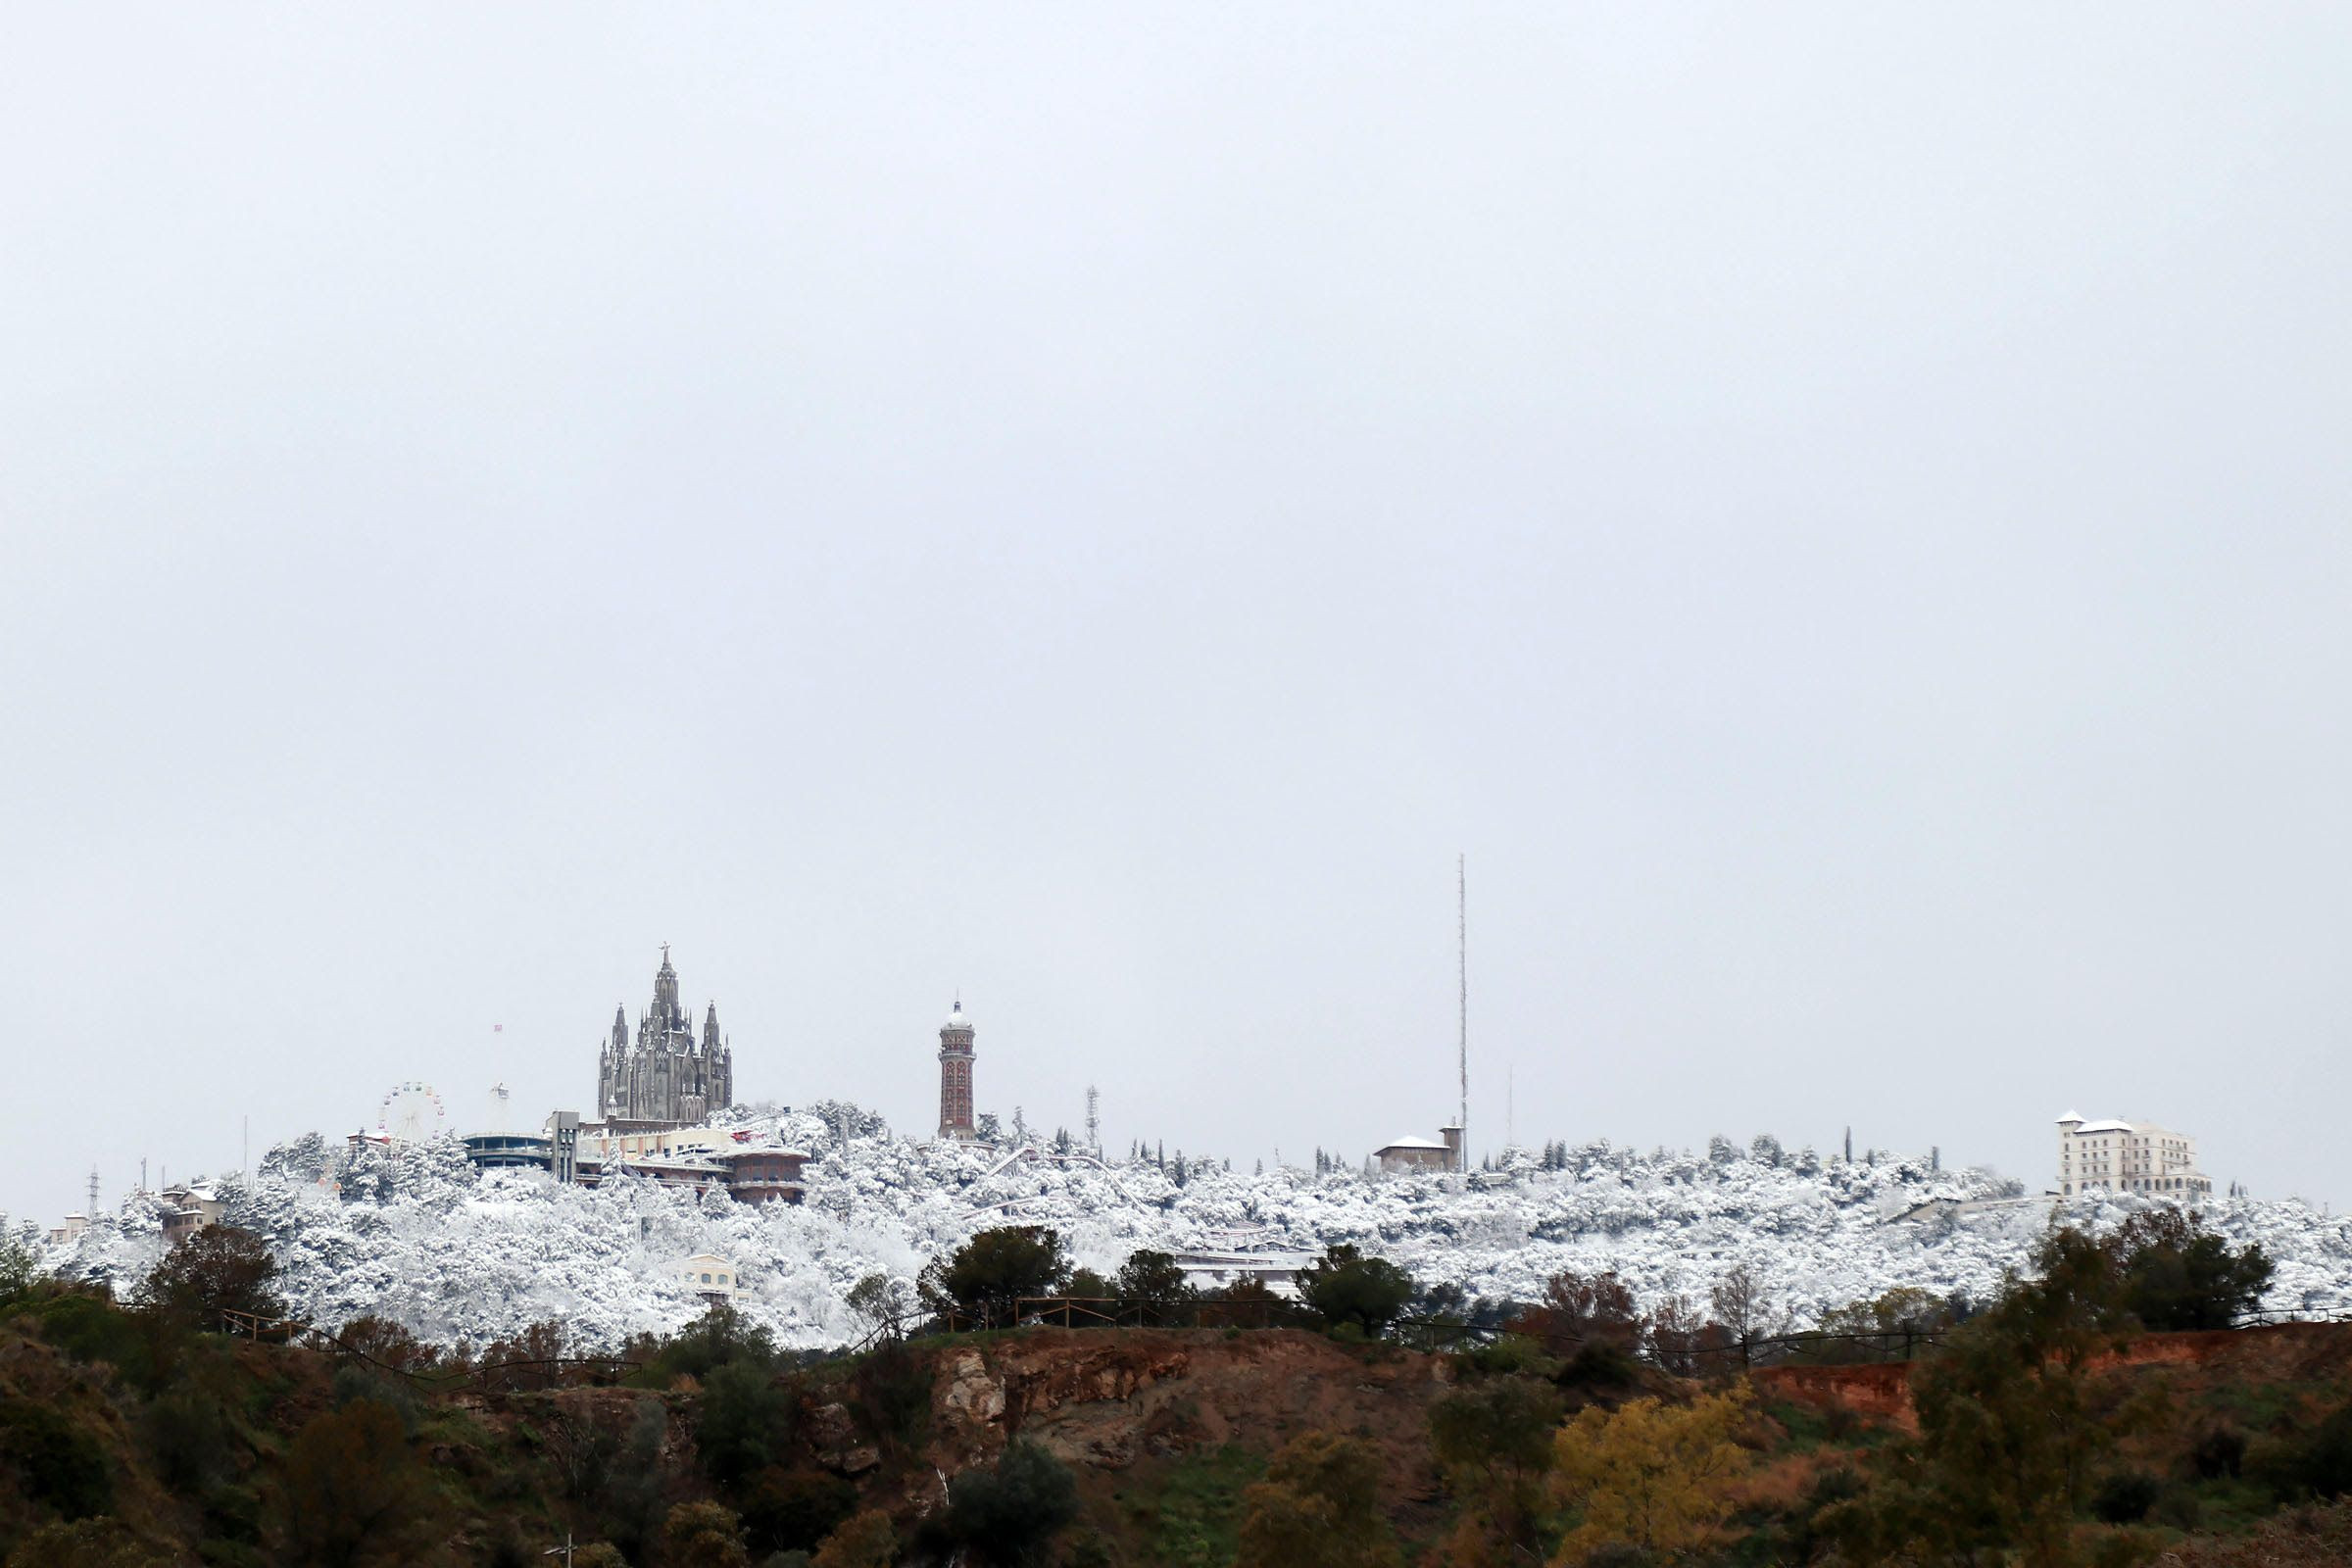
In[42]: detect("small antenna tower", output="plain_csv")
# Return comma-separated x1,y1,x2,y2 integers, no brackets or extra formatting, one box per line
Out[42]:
87,1166,100,1216
1085,1085,1101,1156
1456,853,1468,1173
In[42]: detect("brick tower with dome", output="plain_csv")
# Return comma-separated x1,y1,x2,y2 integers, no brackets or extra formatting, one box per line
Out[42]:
937,998,976,1141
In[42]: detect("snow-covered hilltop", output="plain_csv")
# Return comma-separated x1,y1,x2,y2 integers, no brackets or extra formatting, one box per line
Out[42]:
25,1104,2352,1350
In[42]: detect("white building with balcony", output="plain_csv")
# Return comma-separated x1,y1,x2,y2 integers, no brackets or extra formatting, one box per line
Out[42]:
2056,1112,2212,1200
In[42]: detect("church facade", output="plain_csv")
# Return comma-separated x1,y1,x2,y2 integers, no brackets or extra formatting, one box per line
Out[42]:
597,946,733,1130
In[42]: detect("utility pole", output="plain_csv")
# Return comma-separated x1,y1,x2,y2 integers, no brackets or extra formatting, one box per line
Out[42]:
1457,853,1468,1173
543,1533,576,1566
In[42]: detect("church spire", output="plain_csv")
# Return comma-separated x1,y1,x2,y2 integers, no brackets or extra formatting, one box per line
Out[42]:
654,944,680,1023
703,1001,720,1051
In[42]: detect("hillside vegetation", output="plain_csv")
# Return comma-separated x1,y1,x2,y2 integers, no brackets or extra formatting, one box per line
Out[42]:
26,1107,2352,1350
7,1213,2352,1566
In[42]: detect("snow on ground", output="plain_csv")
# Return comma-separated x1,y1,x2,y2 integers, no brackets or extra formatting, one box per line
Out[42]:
24,1105,2352,1350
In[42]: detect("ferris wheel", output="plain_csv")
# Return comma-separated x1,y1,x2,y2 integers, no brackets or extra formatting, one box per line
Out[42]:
376,1081,446,1145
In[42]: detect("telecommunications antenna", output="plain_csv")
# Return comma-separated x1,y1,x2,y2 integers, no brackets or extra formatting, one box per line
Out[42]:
377,1081,446,1145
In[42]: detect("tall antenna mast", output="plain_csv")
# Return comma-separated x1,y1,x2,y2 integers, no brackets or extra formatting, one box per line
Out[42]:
1457,853,1468,1173
87,1166,100,1216
1085,1085,1101,1157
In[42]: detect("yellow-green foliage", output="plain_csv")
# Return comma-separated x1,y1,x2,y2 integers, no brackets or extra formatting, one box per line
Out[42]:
662,1499,750,1567
812,1507,898,1568
1550,1385,1753,1562
1233,1431,1400,1568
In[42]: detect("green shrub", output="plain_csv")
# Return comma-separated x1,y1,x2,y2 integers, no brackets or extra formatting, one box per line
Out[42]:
145,1385,233,1491
1557,1340,1641,1390
850,1338,930,1457
600,1398,673,1562
742,1466,856,1554
662,1499,750,1567
2091,1469,2161,1524
330,1363,418,1435
281,1399,422,1568
31,1294,168,1392
0,1396,113,1520
928,1442,1078,1565
2280,1402,2352,1500
698,1361,796,1493
2190,1423,2247,1480
199,1482,262,1545
1458,1333,1551,1378
646,1303,781,1385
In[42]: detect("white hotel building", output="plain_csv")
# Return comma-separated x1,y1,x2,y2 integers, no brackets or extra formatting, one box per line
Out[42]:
2056,1112,2212,1200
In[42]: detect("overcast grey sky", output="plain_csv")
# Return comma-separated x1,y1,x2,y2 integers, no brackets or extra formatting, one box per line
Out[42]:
5,5,2350,1227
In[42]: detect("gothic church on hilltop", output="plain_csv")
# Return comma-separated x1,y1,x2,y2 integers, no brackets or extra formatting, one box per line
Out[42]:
597,946,734,1130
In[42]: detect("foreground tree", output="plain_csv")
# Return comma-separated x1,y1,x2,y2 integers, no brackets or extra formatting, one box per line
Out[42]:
1709,1262,1784,1363
1823,1226,2135,1568
930,1440,1078,1565
1296,1245,1415,1339
919,1226,1073,1330
1114,1249,1198,1326
845,1273,907,1340
1806,1286,1962,1365
1430,1377,1560,1564
0,1234,37,1311
1550,1386,1753,1562
1234,1430,1402,1568
282,1398,424,1568
135,1226,282,1328
697,1358,797,1492
2110,1208,2273,1331
1516,1268,1642,1358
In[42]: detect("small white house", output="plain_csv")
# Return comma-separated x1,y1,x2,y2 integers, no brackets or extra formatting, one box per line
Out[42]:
679,1252,741,1301
1375,1127,1462,1174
